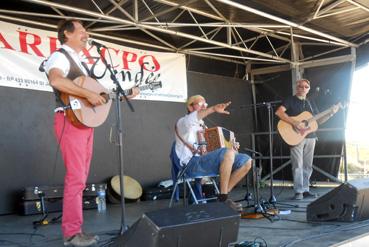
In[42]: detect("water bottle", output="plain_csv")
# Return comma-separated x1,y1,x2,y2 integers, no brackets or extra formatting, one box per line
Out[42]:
96,184,106,213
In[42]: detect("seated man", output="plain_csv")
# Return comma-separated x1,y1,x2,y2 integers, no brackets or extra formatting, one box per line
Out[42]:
175,95,252,211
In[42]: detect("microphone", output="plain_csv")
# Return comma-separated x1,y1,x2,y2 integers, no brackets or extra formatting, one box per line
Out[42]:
88,39,107,48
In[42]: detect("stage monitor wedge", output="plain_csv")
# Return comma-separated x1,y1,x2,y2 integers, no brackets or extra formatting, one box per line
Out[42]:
110,202,240,247
307,178,369,222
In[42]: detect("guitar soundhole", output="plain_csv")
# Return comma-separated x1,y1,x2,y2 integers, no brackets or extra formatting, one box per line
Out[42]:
302,120,309,128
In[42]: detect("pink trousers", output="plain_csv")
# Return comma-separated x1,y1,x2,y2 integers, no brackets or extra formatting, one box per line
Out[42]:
54,113,94,238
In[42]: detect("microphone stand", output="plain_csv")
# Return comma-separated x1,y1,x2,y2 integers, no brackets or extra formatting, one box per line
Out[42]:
236,101,279,210
241,148,264,213
95,46,134,234
240,101,297,209
265,102,298,209
238,148,277,222
266,102,277,205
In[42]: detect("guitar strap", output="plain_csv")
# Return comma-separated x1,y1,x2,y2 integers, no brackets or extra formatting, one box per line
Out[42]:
306,98,320,115
81,61,95,78
306,99,314,113
53,48,91,108
57,48,89,79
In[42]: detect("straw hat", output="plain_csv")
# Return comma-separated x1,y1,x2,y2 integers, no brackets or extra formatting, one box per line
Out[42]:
186,95,205,107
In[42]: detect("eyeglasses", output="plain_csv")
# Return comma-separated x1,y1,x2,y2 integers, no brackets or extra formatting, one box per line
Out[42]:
298,85,310,89
193,102,208,107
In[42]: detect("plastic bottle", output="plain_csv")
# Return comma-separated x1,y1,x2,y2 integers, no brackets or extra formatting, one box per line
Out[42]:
96,184,106,213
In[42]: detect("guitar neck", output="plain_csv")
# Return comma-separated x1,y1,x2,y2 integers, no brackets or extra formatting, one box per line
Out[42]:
123,83,157,95
312,108,331,122
308,103,340,123
123,88,133,96
106,85,143,98
105,81,161,100
106,88,136,98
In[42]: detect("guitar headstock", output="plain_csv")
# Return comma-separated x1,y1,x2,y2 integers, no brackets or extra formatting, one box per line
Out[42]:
335,101,348,110
331,101,347,114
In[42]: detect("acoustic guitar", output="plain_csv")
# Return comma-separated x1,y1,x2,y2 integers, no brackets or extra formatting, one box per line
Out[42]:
60,76,162,128
277,102,343,146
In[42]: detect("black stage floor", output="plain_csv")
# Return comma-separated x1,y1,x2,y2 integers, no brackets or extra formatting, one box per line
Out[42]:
1,184,369,247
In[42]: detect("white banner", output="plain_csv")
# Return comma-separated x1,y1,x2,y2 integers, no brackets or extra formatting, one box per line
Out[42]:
0,20,187,102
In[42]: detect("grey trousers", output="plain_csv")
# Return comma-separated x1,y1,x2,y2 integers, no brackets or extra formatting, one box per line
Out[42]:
290,138,316,193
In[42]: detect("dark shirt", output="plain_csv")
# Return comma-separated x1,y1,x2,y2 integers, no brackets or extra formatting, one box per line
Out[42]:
281,95,318,139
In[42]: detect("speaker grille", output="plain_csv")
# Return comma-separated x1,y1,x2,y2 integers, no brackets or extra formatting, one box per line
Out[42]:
307,178,369,222
110,202,240,247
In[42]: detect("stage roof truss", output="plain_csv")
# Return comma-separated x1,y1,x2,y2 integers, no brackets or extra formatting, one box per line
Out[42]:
0,0,367,70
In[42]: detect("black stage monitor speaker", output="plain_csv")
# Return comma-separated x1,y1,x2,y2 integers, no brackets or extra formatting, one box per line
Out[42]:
110,202,240,247
307,178,369,222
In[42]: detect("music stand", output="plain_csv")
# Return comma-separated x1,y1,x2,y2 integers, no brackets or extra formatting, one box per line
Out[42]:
94,46,134,234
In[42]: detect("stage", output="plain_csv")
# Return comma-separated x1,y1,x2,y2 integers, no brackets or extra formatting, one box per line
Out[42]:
1,183,369,247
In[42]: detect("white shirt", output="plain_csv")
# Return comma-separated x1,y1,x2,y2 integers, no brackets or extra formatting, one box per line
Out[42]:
175,111,204,165
45,44,88,76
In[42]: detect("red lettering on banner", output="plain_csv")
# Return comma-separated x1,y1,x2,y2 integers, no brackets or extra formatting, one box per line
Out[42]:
18,31,44,57
0,33,15,50
138,55,160,72
48,36,59,53
2,25,164,77
81,47,95,64
122,51,137,70
102,47,120,69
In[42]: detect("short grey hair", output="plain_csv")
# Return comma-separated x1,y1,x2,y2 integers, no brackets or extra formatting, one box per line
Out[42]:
296,78,310,85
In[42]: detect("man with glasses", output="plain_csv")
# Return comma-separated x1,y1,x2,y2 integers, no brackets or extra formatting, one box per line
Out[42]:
275,79,319,200
174,95,252,211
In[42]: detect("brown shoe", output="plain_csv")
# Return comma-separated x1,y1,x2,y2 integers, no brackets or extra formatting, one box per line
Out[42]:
225,199,243,212
63,233,98,247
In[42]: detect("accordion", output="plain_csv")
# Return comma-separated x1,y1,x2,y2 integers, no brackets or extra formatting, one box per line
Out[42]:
198,127,235,153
